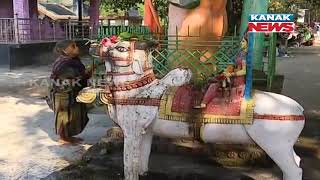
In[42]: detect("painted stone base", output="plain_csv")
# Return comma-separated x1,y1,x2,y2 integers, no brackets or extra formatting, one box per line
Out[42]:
93,127,272,167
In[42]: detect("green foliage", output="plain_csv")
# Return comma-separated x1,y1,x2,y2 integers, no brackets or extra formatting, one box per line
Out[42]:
101,0,143,10
119,32,145,41
154,0,169,24
99,3,125,17
227,0,243,35
268,0,295,13
137,3,145,17
231,0,243,15
268,0,320,22
101,0,169,25
269,0,320,13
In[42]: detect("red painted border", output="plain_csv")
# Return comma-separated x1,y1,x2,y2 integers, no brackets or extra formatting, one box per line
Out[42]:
109,73,156,91
254,114,305,121
112,98,161,106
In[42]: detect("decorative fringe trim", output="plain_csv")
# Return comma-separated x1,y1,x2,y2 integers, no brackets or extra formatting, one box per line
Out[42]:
109,73,156,92
99,93,161,106
76,87,161,106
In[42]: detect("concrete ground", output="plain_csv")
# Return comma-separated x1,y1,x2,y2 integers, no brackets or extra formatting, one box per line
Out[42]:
278,53,320,115
276,53,320,180
0,66,112,180
0,50,319,179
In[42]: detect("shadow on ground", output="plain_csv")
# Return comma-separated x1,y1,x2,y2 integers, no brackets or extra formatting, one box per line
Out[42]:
44,136,275,180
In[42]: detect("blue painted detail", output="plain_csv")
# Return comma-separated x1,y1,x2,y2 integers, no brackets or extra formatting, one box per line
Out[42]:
245,33,254,100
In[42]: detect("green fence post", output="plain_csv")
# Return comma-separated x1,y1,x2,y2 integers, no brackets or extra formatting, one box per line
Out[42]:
267,32,277,90
252,1,268,71
240,0,269,71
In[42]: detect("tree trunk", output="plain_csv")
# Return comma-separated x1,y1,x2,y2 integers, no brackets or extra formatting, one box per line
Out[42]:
89,0,100,37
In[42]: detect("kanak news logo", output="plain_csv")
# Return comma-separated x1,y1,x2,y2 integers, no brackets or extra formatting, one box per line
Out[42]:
248,14,295,33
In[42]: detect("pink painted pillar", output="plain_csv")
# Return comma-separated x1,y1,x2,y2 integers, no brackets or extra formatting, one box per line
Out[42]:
89,0,100,38
13,0,30,18
13,0,31,42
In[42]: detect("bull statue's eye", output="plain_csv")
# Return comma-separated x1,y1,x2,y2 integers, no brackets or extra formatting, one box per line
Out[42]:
115,46,129,52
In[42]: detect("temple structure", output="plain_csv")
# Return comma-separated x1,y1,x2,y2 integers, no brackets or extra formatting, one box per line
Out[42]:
0,0,141,42
1,0,38,19
0,0,144,69
0,0,99,69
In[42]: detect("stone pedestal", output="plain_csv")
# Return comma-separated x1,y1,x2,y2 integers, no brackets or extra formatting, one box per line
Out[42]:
101,127,272,167
44,127,278,180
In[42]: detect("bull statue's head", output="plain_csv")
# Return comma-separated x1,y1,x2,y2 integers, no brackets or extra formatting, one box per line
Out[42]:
104,39,159,76
95,35,192,97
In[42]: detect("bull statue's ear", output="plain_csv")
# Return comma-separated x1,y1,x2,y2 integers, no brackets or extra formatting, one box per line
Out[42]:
105,61,112,72
132,59,144,75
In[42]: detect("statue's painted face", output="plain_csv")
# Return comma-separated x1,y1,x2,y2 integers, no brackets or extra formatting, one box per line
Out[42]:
108,41,131,63
106,41,152,75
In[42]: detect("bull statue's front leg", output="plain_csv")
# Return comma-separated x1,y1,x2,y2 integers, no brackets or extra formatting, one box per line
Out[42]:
139,129,153,176
122,131,141,180
116,106,158,180
131,68,191,176
117,68,191,179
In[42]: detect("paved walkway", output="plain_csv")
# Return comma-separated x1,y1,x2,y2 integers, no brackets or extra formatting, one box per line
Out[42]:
277,53,320,116
0,67,112,180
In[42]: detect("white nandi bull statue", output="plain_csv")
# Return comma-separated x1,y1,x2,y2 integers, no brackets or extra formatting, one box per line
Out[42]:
77,39,305,180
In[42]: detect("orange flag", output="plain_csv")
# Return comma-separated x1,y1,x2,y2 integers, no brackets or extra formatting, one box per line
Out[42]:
144,0,162,33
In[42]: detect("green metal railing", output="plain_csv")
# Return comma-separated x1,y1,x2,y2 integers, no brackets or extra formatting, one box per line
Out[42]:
152,36,241,81
251,32,277,90
98,25,152,39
